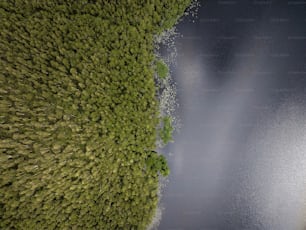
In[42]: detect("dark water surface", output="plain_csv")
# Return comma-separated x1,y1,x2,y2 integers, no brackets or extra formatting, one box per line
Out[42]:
159,1,306,229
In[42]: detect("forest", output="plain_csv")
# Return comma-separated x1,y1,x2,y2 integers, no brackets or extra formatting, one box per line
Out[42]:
0,0,191,229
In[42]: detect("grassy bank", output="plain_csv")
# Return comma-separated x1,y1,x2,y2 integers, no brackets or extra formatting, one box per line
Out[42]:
0,0,191,229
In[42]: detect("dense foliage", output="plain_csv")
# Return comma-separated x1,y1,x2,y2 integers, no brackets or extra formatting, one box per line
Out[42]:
145,152,170,177
0,0,191,229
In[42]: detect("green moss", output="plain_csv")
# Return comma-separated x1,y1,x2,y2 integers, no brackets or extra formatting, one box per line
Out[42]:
0,0,191,229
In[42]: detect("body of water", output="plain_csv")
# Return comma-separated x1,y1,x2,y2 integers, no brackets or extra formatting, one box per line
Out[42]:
159,1,306,229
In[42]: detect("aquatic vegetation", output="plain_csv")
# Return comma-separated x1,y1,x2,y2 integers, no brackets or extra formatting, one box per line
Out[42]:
155,59,169,79
159,116,174,145
0,0,191,229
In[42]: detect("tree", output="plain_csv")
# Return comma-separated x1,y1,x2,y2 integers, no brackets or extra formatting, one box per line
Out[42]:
145,151,170,177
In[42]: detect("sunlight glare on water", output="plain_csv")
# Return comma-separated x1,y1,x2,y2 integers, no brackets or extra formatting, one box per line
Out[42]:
244,101,306,230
